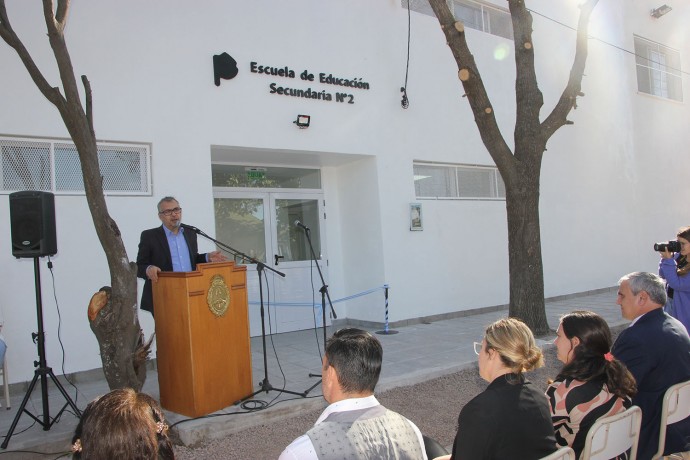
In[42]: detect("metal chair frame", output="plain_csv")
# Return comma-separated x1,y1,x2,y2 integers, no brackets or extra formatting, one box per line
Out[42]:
1,355,10,409
580,405,642,460
652,380,690,460
540,445,576,460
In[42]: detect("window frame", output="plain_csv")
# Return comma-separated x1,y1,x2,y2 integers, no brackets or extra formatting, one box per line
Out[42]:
403,0,513,41
413,161,506,201
0,135,152,196
633,35,683,102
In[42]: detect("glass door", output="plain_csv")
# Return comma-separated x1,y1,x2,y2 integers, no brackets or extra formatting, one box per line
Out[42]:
272,194,322,267
214,191,328,335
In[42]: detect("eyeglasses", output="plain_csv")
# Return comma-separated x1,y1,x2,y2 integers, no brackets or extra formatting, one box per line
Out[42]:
158,207,182,216
473,341,483,355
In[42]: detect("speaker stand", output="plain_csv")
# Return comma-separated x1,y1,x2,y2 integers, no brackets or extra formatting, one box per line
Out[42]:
1,258,81,449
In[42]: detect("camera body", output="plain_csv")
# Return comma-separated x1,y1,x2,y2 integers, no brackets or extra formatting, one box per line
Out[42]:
654,240,681,252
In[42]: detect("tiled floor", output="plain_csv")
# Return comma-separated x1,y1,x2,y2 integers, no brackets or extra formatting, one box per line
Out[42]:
0,288,624,457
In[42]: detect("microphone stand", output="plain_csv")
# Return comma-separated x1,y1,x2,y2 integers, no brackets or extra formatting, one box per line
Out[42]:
182,224,307,400
297,224,337,396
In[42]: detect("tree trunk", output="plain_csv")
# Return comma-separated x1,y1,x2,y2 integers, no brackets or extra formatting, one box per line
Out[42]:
0,0,147,390
427,0,598,334
58,108,146,391
505,162,549,335
89,288,148,390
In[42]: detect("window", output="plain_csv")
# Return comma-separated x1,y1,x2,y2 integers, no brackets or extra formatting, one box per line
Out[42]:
414,162,505,200
212,164,321,189
402,0,513,40
0,136,151,195
634,35,683,102
452,0,512,39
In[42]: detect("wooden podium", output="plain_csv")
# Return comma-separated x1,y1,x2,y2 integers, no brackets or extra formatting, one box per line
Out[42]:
153,262,253,417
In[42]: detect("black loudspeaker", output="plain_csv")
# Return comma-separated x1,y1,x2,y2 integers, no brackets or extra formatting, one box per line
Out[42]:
9,191,58,258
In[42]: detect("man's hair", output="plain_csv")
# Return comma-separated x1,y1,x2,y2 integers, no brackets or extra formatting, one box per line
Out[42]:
71,388,174,460
618,271,667,306
157,196,178,212
325,328,382,394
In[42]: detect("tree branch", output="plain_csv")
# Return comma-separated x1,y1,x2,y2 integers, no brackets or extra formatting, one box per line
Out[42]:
510,0,544,159
0,0,66,108
42,0,82,109
82,75,95,136
541,0,599,139
54,0,68,26
428,0,515,182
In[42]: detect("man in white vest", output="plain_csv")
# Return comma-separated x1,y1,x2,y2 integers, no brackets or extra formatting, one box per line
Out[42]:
279,328,427,460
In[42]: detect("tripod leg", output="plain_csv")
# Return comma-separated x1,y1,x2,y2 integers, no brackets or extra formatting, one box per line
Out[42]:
47,369,81,416
303,378,321,397
1,371,41,449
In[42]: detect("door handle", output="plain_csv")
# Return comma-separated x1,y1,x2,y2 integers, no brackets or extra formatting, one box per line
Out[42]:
274,254,285,265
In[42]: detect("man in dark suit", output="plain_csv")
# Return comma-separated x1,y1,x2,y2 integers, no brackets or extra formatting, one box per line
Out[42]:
612,271,690,459
136,196,226,315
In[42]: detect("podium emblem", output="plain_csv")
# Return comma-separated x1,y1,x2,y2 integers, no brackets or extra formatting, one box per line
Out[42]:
207,274,230,317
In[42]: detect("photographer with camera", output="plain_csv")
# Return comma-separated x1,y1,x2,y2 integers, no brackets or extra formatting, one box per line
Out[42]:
657,226,690,333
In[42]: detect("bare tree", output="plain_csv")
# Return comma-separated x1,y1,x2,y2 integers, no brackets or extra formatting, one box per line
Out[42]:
0,0,148,390
427,0,598,334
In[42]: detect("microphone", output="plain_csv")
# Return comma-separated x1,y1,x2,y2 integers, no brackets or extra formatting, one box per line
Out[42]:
294,220,309,231
180,223,201,233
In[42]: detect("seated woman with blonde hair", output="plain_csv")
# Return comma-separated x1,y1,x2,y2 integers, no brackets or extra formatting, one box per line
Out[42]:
546,310,636,459
435,317,557,460
71,388,174,460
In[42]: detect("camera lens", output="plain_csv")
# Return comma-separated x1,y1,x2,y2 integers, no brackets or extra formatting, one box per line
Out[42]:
654,240,680,252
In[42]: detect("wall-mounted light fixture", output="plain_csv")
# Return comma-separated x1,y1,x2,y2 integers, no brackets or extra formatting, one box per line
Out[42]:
294,115,310,128
650,4,672,18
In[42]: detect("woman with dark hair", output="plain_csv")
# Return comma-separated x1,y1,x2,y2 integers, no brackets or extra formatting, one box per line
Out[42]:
659,226,690,332
71,388,174,460
436,317,557,460
546,311,637,459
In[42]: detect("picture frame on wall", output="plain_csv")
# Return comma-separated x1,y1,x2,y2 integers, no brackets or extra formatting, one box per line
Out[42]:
410,203,422,231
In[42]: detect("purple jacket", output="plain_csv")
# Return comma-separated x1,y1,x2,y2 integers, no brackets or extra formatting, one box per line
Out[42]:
659,253,690,333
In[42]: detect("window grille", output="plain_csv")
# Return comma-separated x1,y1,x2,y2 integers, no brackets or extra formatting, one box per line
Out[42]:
634,35,683,102
414,161,505,200
0,136,151,195
1,140,51,191
402,0,513,40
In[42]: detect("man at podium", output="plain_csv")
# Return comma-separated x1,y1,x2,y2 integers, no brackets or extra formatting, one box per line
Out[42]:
136,196,226,316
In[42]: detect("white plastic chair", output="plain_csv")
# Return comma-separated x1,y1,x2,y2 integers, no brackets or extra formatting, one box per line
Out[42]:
580,405,642,460
652,380,690,460
540,445,576,460
0,355,9,409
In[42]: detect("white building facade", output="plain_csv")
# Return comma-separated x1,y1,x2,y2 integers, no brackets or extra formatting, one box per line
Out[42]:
0,0,688,383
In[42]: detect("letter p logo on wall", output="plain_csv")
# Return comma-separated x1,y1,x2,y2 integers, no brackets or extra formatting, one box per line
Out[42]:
213,52,239,86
